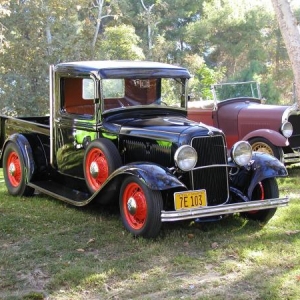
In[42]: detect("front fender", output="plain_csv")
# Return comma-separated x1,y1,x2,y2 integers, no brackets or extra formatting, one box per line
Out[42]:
242,129,288,147
247,152,288,198
111,162,186,191
90,162,186,205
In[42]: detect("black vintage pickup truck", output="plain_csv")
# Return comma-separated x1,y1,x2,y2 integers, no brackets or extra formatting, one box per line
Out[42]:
0,61,289,238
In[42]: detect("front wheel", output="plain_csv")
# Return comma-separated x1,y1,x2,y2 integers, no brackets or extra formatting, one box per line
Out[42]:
249,137,283,162
3,142,35,196
119,176,163,238
242,178,278,223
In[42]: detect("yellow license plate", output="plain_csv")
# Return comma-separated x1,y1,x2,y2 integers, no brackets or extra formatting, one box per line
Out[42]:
174,190,207,210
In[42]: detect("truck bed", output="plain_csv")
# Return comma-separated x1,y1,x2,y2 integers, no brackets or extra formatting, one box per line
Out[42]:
0,115,50,149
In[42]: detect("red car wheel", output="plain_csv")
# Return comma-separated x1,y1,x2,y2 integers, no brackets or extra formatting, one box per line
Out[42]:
6,151,22,188
120,176,163,238
84,139,122,193
242,178,278,223
3,142,35,196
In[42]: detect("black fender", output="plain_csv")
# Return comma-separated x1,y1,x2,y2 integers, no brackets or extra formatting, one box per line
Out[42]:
90,162,185,205
2,133,35,183
94,162,185,199
109,162,186,191
247,152,287,198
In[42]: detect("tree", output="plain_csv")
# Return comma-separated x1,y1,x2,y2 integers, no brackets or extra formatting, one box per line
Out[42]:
89,0,121,57
271,0,300,103
96,24,145,60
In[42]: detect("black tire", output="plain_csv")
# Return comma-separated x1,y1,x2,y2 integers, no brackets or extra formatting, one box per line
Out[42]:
3,142,35,196
249,137,283,162
242,178,278,223
119,176,163,238
83,139,122,193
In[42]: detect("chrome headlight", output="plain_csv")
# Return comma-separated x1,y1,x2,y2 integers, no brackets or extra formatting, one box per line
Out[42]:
231,141,252,166
281,121,293,138
174,145,197,171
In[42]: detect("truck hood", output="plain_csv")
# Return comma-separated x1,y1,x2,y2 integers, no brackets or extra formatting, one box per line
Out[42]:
117,115,219,143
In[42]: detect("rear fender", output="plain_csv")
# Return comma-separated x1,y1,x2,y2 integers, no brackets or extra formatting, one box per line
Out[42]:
243,129,288,147
2,134,35,183
247,152,287,198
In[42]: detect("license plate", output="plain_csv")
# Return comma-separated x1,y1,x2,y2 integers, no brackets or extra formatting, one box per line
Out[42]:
174,190,207,210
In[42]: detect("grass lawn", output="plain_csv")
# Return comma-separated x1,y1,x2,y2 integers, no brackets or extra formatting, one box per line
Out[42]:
0,166,299,300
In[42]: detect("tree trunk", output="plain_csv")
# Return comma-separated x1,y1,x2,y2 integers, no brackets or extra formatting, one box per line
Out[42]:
271,0,300,104
92,0,105,55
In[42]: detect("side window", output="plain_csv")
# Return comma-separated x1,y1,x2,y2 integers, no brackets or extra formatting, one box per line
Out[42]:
61,77,95,115
83,79,95,99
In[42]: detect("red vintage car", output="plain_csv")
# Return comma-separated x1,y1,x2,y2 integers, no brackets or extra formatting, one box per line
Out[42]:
188,81,300,164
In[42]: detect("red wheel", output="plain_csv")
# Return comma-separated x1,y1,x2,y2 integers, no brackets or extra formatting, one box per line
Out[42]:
122,181,147,230
242,178,278,223
7,151,22,187
120,176,163,238
85,148,109,190
3,142,35,196
84,139,122,193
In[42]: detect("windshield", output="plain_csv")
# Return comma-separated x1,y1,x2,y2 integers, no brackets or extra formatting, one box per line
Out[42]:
101,78,187,111
213,81,261,102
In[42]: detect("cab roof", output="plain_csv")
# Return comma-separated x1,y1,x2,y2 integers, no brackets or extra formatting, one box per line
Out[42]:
54,60,191,79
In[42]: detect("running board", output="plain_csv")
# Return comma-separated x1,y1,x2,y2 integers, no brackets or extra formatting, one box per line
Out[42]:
28,180,91,206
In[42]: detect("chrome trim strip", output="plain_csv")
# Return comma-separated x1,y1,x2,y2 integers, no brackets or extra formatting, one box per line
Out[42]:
282,103,299,123
192,163,233,171
49,65,54,167
161,197,289,222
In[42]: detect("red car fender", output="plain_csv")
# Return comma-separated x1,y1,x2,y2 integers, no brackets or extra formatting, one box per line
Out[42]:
242,129,288,147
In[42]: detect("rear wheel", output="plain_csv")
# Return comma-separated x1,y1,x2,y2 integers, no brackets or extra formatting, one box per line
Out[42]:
119,176,163,238
242,178,278,223
249,137,283,161
83,139,122,193
3,142,35,196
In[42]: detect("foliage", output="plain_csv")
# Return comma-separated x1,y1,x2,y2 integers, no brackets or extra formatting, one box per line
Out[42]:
0,0,297,115
96,24,145,60
183,54,225,100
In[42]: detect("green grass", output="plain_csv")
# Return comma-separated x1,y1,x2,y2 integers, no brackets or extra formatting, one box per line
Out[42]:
0,167,300,300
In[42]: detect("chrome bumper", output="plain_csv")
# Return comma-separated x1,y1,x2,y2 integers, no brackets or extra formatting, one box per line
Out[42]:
161,197,289,222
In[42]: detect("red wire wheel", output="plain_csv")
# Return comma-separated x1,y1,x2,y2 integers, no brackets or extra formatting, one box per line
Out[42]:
241,178,278,223
120,176,163,238
3,142,35,196
83,139,122,193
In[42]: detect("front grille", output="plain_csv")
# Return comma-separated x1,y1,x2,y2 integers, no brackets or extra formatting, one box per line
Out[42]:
191,135,229,206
